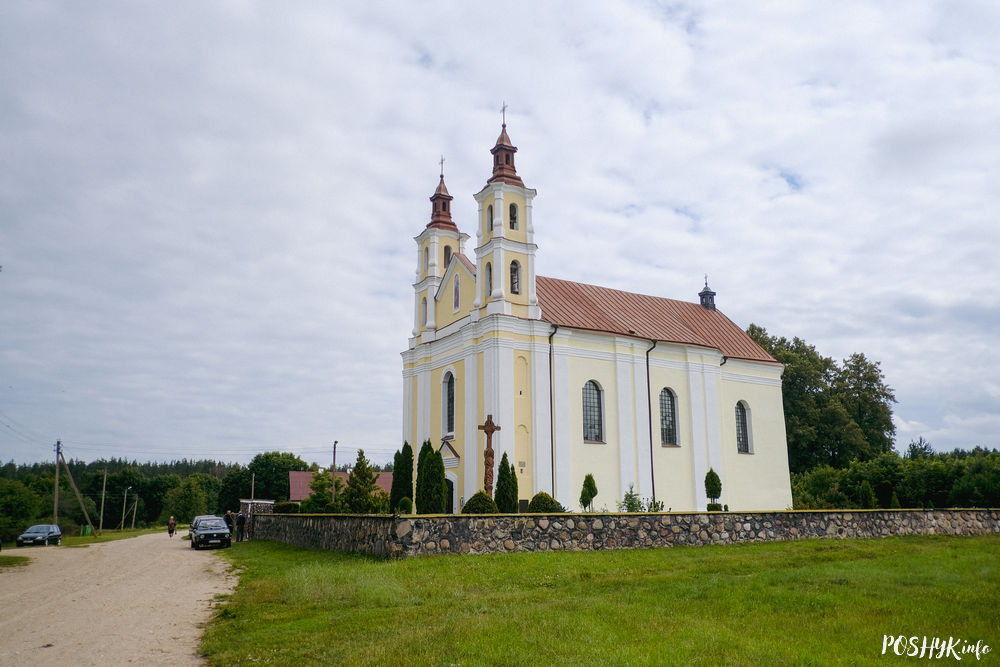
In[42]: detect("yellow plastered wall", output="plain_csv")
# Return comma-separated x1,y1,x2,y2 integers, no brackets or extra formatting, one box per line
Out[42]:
563,338,623,510
434,269,476,329
513,353,533,500
717,366,792,511
649,359,697,511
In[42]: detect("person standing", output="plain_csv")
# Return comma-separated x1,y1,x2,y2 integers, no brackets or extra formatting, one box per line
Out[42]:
235,511,246,542
167,516,177,539
224,510,235,535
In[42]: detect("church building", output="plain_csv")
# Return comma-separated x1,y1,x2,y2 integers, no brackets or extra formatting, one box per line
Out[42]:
401,122,792,513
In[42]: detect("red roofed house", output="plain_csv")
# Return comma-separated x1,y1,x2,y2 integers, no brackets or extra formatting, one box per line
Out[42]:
401,121,792,513
289,470,393,503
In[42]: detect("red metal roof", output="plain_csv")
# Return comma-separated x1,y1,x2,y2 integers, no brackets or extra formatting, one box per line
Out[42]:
288,470,394,502
535,276,776,363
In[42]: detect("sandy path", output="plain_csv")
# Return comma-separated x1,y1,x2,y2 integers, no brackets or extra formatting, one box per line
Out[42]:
0,530,236,666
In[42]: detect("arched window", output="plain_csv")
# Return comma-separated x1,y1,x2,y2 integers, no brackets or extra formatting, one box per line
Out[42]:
660,388,678,445
736,402,751,453
443,372,455,436
420,297,427,327
453,277,460,310
443,245,452,267
509,203,518,230
510,261,521,295
487,205,494,232
582,380,604,442
423,247,429,272
485,262,493,295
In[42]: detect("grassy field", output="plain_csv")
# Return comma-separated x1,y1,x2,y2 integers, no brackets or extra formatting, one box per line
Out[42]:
202,535,999,666
61,526,162,547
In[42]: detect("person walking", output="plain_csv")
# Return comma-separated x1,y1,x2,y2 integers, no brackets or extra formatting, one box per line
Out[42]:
167,516,177,539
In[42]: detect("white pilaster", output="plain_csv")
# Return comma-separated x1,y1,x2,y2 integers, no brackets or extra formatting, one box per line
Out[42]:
552,346,572,509
687,365,707,511
616,347,636,496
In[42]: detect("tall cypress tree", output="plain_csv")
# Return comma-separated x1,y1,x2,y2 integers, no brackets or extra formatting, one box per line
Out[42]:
495,452,517,513
419,449,447,514
389,442,414,512
415,440,435,514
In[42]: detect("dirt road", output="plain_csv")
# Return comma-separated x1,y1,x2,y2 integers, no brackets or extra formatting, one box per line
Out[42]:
0,531,235,666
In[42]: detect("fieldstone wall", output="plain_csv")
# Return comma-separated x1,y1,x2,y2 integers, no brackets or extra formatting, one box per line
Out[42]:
252,509,1000,559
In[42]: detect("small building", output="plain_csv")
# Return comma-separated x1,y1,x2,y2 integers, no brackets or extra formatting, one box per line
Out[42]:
288,470,394,502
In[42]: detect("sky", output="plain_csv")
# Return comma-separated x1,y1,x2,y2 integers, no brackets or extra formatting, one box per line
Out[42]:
2,1,998,468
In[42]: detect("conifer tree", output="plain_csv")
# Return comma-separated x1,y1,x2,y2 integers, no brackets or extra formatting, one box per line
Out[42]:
342,449,379,514
415,440,433,514
495,452,518,513
419,449,448,514
579,473,598,511
389,442,414,512
705,468,722,505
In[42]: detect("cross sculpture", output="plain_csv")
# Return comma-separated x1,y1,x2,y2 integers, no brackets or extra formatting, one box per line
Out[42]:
478,414,501,497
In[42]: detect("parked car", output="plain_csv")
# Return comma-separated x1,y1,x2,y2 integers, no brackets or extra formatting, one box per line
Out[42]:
190,517,231,550
16,524,62,547
189,514,215,532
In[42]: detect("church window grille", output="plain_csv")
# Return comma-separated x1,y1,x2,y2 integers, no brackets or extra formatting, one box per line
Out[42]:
485,263,493,295
510,261,521,295
487,205,494,232
509,203,518,230
736,402,751,453
453,277,460,310
423,247,428,272
505,154,510,165
660,388,678,445
583,380,604,442
444,245,452,267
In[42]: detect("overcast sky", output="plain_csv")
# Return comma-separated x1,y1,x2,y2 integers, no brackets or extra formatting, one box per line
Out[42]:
2,2,998,468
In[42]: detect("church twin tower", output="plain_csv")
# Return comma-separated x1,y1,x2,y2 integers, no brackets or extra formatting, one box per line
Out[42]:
402,122,793,514
412,122,539,344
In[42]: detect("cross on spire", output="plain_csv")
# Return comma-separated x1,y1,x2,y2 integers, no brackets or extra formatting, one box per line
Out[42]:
501,101,508,126
439,154,445,178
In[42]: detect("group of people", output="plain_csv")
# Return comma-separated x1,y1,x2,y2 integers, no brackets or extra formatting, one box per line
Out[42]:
224,510,247,542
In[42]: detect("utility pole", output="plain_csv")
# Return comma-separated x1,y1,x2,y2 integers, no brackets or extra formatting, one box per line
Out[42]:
250,473,255,502
121,486,131,530
53,441,61,524
332,440,339,503
59,450,96,536
98,469,107,534
131,497,138,529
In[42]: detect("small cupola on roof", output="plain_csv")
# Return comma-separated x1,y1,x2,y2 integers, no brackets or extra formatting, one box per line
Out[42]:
488,122,525,187
427,164,458,231
699,277,717,310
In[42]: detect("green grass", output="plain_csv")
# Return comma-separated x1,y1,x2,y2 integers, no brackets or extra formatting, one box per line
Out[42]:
0,554,31,569
202,535,1000,666
61,526,162,547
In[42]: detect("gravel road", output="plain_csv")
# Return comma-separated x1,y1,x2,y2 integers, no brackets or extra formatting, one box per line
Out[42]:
0,530,236,666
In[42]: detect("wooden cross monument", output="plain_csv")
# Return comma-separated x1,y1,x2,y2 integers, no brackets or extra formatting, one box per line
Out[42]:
478,414,501,497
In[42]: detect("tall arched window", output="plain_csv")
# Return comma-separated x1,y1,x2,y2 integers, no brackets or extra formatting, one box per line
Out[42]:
582,380,604,442
443,245,452,267
487,205,494,232
423,247,429,272
509,203,518,230
736,402,751,453
660,388,678,445
510,261,521,295
444,372,455,436
453,277,460,310
485,262,493,295
420,297,427,326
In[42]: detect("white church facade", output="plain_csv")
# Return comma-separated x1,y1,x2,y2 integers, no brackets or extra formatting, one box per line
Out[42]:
401,123,792,513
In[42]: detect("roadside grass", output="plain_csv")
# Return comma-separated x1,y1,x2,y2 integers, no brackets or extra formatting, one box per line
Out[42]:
0,554,31,569
202,535,1000,666
61,526,162,547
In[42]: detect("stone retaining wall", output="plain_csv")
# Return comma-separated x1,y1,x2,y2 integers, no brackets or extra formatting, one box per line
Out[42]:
252,509,1000,559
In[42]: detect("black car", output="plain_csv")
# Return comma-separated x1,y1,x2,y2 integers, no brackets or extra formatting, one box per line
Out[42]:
16,524,62,547
190,517,231,550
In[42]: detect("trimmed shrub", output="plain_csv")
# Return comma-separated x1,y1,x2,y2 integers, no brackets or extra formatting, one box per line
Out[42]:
397,497,412,514
707,503,723,512
705,467,722,504
580,473,598,512
462,491,499,514
273,501,300,514
526,492,567,513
